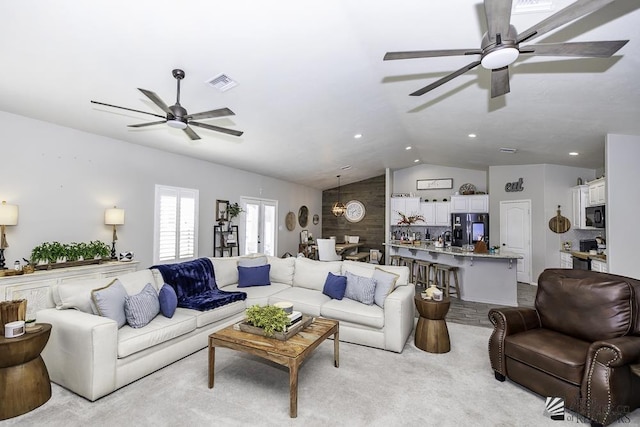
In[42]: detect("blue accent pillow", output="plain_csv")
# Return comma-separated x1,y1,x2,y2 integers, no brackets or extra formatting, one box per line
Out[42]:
158,283,178,318
323,272,347,300
238,264,271,288
124,283,160,328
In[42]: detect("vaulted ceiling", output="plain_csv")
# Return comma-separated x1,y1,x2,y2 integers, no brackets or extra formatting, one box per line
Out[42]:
1,0,639,189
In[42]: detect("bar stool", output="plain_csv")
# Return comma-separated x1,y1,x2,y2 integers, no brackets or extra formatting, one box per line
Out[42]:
415,260,436,288
435,264,460,299
400,257,417,284
389,255,403,266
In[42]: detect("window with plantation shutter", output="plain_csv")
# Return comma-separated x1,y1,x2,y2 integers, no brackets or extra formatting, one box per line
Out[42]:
154,185,199,264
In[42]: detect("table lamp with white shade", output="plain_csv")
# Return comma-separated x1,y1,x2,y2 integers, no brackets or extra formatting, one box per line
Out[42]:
104,206,124,260
0,200,19,269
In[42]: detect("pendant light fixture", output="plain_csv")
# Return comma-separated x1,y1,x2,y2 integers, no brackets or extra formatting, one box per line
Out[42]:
331,175,346,217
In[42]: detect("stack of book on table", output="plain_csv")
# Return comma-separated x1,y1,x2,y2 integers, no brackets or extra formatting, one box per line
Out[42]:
285,311,303,331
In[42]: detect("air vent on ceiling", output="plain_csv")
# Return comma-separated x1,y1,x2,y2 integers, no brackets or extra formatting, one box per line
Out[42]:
499,147,518,153
513,0,553,14
206,73,237,92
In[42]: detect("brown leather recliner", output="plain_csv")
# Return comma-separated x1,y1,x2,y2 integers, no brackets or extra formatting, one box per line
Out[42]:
489,269,640,426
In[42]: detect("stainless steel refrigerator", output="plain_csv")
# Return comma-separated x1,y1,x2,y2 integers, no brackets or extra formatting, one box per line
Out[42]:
451,213,489,247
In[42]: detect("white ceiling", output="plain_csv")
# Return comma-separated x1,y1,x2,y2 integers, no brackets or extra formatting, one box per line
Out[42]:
1,0,639,190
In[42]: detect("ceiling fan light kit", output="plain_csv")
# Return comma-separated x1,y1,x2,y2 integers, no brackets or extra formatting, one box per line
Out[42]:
384,0,629,99
91,68,243,140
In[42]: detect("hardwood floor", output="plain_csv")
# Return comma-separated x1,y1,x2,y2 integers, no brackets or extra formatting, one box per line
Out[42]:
416,283,537,328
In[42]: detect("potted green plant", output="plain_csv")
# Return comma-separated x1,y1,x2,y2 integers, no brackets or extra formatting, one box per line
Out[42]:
245,305,291,337
226,202,244,231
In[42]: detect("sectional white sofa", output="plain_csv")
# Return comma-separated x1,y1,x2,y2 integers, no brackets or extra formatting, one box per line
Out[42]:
36,255,414,401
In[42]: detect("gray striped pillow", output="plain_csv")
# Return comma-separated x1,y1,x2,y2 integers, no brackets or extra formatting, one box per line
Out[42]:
344,271,377,305
124,283,160,328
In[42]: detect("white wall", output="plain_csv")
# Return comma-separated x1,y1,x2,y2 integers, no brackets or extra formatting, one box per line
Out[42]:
0,111,322,268
606,134,640,279
392,163,487,200
489,164,596,283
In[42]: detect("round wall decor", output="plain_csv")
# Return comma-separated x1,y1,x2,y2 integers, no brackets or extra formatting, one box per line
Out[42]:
298,205,309,227
285,212,296,231
312,214,319,225
345,200,366,223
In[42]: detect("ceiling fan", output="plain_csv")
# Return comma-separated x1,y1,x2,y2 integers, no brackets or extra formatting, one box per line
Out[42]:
91,69,243,139
384,0,629,98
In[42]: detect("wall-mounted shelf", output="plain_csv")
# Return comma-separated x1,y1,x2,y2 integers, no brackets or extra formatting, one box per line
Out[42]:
214,225,239,257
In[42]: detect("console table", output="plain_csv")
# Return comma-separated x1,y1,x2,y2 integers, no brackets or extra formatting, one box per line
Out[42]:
0,261,139,319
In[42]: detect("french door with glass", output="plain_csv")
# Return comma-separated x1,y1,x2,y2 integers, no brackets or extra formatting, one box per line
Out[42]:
241,197,277,256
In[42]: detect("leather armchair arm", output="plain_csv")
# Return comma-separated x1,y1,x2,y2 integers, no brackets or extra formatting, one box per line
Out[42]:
582,336,640,425
488,307,540,377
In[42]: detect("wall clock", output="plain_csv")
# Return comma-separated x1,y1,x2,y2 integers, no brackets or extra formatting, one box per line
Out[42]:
345,200,366,223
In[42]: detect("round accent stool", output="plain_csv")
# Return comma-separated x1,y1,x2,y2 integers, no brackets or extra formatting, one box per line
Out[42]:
0,323,52,420
414,296,450,353
435,264,460,299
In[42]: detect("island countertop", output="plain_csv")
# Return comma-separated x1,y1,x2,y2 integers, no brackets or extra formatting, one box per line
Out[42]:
386,242,522,260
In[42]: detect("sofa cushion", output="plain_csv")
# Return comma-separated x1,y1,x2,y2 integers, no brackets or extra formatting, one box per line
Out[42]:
504,328,589,386
267,256,295,285
344,271,376,305
91,279,128,328
373,268,399,308
268,287,330,316
238,265,271,287
537,269,634,342
53,277,112,314
293,257,342,291
341,260,409,288
117,310,197,358
323,272,347,300
158,284,178,318
222,282,291,307
321,298,384,329
124,283,160,328
116,269,161,295
177,301,246,328
238,255,268,267
210,256,240,287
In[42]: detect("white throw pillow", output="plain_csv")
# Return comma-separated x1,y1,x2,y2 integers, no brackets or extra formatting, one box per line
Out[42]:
267,256,295,285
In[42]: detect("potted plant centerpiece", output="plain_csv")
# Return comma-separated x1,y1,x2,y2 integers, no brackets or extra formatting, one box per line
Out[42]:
245,305,291,337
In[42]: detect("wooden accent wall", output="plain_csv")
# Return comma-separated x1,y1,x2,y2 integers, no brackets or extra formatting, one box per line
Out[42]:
322,175,385,253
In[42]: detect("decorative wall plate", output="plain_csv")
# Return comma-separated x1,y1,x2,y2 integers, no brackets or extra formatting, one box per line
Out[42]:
285,212,296,231
345,200,366,223
312,214,319,225
459,183,477,195
298,205,309,227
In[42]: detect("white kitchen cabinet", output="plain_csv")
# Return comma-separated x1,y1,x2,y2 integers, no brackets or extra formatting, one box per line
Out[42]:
450,195,489,213
420,201,450,227
390,197,420,225
571,185,589,229
560,252,573,269
588,177,606,206
591,259,608,273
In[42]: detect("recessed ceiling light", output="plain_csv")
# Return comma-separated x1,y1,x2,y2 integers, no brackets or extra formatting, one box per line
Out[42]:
468,133,477,138
499,147,517,153
414,159,420,163
354,134,362,139
569,152,579,156
340,165,352,170
405,146,412,150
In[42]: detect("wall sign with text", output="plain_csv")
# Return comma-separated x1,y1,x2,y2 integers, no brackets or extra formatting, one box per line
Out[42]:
417,178,453,190
505,178,524,192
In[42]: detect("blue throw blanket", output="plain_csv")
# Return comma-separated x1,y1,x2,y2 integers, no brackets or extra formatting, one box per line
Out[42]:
152,258,246,311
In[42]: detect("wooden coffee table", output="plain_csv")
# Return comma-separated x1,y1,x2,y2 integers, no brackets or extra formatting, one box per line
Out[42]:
208,317,339,418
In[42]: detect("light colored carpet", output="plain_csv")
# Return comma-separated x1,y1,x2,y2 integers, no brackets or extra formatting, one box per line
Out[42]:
6,322,640,426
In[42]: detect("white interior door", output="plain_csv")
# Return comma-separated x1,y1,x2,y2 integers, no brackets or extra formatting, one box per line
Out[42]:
242,197,277,256
500,200,532,283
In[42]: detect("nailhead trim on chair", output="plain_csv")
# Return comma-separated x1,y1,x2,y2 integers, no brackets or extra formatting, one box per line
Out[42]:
488,310,506,375
585,346,619,425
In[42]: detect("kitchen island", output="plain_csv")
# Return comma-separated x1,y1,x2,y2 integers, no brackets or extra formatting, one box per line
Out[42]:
386,242,522,306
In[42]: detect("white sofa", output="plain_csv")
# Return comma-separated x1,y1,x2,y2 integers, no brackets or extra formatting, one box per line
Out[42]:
36,255,414,401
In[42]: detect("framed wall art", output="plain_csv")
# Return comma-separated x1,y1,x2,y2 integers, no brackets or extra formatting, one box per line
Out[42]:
416,178,453,190
216,200,229,222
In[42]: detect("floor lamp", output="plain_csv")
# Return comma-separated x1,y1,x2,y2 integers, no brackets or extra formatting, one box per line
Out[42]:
105,207,125,260
0,201,19,270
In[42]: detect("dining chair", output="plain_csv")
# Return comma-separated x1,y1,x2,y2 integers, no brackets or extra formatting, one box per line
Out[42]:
317,238,342,261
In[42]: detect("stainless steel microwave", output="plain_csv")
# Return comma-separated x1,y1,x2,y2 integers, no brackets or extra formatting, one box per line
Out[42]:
585,205,605,228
